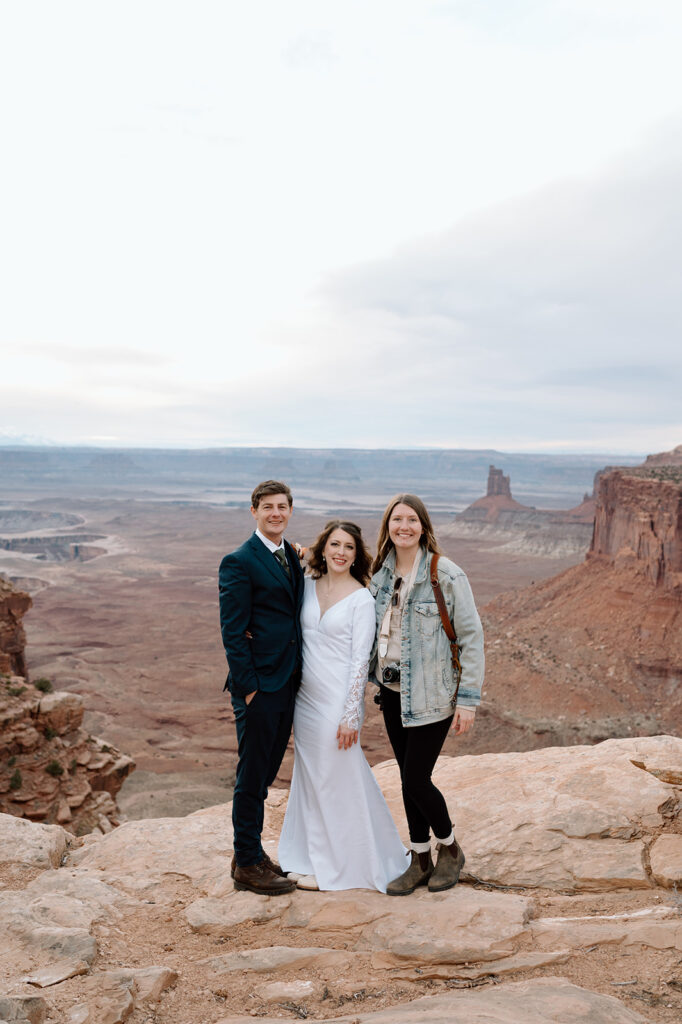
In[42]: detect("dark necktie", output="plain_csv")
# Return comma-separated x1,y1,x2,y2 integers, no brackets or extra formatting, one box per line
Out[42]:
274,546,291,578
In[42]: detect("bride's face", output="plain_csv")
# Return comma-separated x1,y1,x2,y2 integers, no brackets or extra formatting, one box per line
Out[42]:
324,528,356,576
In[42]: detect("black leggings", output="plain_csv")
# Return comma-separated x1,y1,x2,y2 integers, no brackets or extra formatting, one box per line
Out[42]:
380,685,453,845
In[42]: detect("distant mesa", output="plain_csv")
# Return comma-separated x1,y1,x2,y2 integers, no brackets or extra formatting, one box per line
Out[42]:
258,457,299,480
643,443,682,467
322,456,361,481
0,445,631,511
0,510,108,563
0,534,107,563
460,465,596,525
86,452,140,475
451,466,596,557
0,510,83,535
460,465,529,522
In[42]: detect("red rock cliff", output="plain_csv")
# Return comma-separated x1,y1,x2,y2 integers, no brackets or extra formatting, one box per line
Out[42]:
590,468,682,590
0,576,31,676
478,452,682,753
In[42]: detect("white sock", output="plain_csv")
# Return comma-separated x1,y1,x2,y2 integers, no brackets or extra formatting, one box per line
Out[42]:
411,840,431,854
434,830,454,846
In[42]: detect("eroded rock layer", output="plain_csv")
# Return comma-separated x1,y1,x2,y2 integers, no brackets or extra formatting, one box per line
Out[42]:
590,466,682,590
0,576,31,676
0,677,134,833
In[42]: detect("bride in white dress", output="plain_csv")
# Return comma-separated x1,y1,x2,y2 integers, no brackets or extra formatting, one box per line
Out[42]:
278,520,408,892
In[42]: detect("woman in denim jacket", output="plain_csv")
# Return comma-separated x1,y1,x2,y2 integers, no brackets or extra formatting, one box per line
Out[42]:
369,494,484,895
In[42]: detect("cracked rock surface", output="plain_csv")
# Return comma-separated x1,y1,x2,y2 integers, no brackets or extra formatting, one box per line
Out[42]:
1,738,680,1023
375,734,682,891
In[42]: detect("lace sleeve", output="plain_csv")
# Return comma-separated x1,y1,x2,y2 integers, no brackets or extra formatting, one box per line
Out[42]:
339,595,376,731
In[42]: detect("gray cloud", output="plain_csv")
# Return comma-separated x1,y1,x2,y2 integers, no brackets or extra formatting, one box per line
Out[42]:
317,120,682,441
539,364,680,390
22,343,170,367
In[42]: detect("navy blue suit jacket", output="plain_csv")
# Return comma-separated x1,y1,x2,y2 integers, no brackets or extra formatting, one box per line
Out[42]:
219,533,304,698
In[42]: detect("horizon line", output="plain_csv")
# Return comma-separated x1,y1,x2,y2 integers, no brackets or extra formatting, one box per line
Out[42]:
0,441,651,458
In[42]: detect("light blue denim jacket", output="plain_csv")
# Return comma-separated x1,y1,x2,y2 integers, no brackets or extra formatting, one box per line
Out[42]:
369,548,485,726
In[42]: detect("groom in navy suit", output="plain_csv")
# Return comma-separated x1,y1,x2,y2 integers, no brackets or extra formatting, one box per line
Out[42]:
219,480,304,895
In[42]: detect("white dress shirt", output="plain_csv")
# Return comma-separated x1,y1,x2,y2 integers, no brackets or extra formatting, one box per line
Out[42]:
255,528,286,555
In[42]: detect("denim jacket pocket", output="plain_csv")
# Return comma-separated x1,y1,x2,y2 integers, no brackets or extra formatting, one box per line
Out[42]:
414,602,440,639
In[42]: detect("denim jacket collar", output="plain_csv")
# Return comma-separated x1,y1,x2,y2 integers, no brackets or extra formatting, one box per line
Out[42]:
383,546,428,586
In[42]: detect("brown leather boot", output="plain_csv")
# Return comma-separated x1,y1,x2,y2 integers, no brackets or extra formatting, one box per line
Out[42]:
233,858,296,895
427,840,465,892
386,850,433,896
231,852,286,879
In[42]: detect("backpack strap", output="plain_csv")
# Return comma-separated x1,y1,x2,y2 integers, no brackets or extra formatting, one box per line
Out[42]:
430,553,462,704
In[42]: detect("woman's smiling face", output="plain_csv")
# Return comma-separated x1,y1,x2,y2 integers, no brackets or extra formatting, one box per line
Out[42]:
323,528,356,575
388,503,423,553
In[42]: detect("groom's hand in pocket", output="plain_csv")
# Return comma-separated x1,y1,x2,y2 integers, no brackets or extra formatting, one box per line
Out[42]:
337,724,358,750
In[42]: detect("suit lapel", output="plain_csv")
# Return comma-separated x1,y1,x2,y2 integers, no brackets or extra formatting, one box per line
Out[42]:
283,539,303,606
248,533,295,602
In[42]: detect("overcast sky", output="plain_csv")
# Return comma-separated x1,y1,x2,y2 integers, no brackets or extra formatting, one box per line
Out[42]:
1,0,681,453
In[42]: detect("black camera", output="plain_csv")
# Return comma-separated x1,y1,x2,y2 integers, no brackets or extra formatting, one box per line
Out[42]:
382,664,400,684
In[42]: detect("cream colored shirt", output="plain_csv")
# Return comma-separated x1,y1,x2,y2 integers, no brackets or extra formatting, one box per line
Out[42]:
375,550,422,692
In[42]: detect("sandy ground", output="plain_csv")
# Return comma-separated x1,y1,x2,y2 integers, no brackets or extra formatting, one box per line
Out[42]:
22,871,682,1024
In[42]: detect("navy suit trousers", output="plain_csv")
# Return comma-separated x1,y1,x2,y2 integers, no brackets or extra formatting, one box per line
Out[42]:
231,677,296,866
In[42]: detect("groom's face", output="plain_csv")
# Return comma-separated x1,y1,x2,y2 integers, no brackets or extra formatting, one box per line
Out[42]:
251,493,292,543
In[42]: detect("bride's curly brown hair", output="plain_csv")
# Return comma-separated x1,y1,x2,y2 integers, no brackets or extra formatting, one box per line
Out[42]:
307,520,372,586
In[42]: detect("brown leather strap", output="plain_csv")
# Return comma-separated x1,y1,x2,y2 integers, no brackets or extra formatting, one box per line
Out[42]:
430,553,462,703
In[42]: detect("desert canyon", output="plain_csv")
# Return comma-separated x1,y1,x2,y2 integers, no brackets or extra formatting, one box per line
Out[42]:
0,445,681,1022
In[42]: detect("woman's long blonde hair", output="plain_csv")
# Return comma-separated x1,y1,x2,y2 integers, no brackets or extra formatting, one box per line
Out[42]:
371,493,441,575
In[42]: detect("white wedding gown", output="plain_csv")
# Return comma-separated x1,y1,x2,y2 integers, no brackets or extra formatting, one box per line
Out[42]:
278,578,408,892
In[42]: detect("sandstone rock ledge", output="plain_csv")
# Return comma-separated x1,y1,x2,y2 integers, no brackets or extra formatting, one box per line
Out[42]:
0,677,135,834
0,736,680,1024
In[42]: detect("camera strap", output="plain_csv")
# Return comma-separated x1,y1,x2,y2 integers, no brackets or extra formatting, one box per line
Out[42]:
378,550,421,661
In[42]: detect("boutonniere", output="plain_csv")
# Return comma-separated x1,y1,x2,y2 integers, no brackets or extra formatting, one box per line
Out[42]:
293,542,307,561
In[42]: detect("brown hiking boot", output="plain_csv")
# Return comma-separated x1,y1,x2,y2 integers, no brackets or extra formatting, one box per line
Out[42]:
233,858,296,895
386,850,433,896
231,852,286,879
427,840,465,892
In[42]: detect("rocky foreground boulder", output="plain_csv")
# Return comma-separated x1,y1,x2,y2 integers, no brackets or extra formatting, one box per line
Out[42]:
0,676,134,834
0,736,680,1023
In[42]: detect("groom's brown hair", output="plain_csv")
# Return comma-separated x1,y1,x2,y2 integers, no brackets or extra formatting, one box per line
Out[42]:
251,480,293,509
